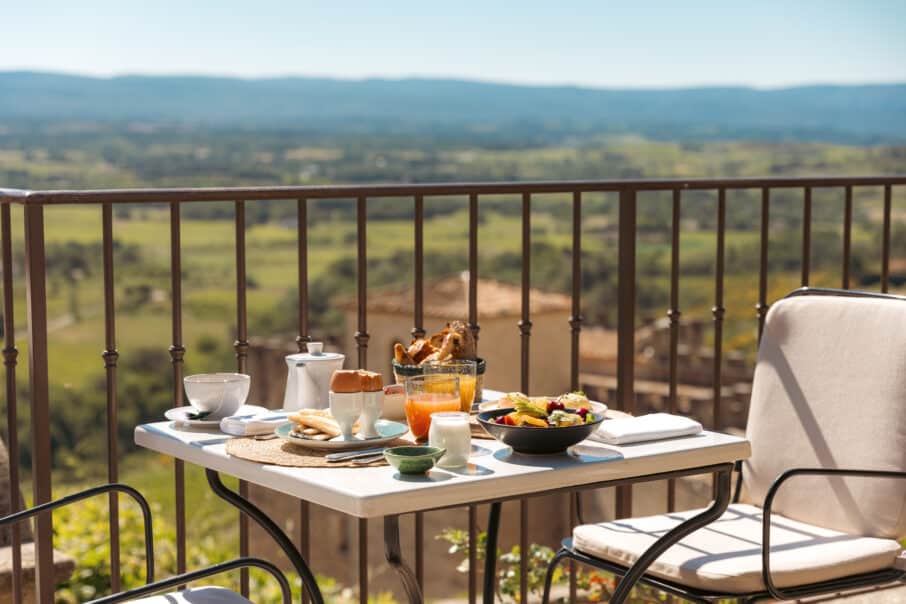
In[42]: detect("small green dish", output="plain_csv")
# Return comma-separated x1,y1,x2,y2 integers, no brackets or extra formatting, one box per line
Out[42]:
383,446,446,474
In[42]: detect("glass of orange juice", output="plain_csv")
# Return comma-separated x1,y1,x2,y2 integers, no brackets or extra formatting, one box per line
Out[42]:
423,360,477,413
404,375,461,440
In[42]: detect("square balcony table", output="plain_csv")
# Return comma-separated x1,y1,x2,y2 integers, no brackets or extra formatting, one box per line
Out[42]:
135,390,750,604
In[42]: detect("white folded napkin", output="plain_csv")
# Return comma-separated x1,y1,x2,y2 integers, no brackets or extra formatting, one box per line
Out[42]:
220,411,289,436
589,413,702,445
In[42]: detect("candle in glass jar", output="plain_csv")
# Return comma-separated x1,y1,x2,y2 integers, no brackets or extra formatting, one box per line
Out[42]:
428,412,471,468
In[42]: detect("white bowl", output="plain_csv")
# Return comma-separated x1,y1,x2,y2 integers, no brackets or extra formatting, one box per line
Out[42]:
183,373,250,419
382,384,406,421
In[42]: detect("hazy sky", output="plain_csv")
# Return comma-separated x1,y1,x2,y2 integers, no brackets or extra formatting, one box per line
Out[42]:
3,1,905,88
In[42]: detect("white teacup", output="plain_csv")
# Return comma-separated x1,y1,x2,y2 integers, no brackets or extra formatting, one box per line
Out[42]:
329,391,363,441
359,390,384,439
184,373,250,419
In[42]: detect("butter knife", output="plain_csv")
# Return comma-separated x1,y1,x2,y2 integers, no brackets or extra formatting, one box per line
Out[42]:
325,447,386,462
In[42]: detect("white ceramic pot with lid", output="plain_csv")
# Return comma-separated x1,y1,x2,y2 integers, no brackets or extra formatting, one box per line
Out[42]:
283,342,345,410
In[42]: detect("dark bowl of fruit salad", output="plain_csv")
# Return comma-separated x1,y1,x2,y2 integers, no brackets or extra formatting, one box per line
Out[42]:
477,394,604,454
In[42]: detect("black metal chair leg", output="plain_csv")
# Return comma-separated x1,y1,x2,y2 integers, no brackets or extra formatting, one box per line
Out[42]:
384,515,423,604
483,501,502,604
609,465,733,604
541,547,570,604
205,469,324,604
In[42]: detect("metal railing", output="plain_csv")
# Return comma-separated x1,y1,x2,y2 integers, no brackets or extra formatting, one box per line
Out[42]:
1,175,905,604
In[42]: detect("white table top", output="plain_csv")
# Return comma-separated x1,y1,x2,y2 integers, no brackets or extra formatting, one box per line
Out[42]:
135,399,749,518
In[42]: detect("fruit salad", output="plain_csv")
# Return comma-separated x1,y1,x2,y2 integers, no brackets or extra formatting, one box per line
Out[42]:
493,392,597,427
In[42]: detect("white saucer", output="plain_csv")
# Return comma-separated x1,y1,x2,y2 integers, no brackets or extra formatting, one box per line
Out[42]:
165,405,269,428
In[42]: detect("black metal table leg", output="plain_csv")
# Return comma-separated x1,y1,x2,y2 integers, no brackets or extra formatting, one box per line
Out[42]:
608,465,733,604
384,515,423,604
205,469,324,604
482,501,502,604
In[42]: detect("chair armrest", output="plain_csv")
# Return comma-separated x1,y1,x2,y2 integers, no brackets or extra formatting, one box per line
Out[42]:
761,467,906,600
88,557,292,604
0,483,155,584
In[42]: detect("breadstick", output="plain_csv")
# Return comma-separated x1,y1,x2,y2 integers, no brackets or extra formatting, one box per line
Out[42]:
289,413,341,438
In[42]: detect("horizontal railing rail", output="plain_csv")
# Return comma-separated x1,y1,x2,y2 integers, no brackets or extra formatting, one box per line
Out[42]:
4,175,906,205
0,174,903,604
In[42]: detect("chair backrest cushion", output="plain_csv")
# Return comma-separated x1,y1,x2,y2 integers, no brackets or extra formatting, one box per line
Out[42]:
743,291,906,539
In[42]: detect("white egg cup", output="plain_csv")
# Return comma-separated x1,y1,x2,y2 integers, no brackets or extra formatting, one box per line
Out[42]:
359,390,384,439
329,391,363,441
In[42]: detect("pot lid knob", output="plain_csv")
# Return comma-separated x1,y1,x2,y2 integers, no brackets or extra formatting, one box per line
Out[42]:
307,342,324,356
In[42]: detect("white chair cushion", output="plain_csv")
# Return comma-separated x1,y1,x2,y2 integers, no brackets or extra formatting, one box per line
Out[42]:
744,294,906,538
126,586,253,603
572,503,903,594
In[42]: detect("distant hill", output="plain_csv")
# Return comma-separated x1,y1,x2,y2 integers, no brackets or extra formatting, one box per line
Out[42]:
2,71,905,143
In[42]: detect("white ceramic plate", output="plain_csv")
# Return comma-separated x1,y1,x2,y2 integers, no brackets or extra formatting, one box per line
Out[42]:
275,420,408,451
165,405,269,428
477,398,608,415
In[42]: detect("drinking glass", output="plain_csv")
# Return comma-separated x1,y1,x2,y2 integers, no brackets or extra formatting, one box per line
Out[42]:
428,411,471,468
404,375,460,440
423,360,477,413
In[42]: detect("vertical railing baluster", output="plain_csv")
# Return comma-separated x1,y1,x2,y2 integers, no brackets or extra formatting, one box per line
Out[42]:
412,195,425,340
519,498,529,602
299,500,311,602
356,196,369,369
882,185,892,293
519,191,532,604
468,505,478,604
468,191,480,604
411,193,426,595
667,190,681,513
1,204,22,604
713,189,727,500
234,201,249,371
297,197,311,351
568,491,578,603
519,191,532,391
757,189,770,342
168,201,187,579
469,193,480,343
801,187,811,286
234,200,250,597
712,189,726,434
569,191,582,392
101,203,121,593
23,202,54,604
296,196,312,604
568,190,583,603
842,186,853,289
616,190,636,518
355,194,369,604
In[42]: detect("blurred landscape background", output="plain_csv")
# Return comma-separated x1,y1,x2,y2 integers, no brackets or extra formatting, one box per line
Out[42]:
3,72,905,468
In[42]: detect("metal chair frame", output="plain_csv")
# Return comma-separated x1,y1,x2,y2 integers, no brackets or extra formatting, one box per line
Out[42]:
0,481,312,604
543,288,906,603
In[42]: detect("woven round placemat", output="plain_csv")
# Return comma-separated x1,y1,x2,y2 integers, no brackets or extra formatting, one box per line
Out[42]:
225,435,417,468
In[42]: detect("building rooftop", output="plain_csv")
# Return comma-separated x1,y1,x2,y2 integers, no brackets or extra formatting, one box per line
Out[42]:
344,273,571,319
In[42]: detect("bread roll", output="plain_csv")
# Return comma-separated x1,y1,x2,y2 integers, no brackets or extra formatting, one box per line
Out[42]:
359,370,383,392
330,369,384,393
330,370,363,393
